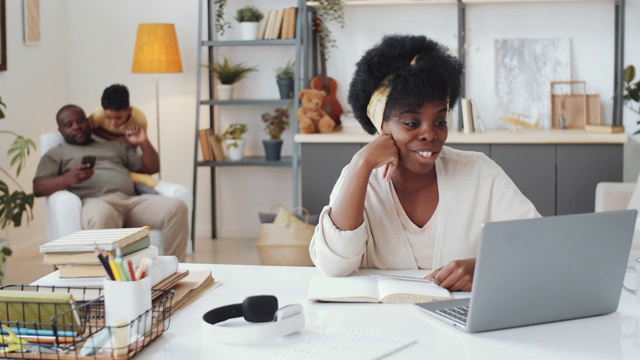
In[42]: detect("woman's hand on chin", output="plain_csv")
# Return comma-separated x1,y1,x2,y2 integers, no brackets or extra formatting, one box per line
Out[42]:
425,258,476,292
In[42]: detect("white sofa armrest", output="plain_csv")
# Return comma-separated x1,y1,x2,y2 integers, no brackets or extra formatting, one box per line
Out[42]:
44,190,83,243
595,182,636,212
154,180,193,253
155,181,192,203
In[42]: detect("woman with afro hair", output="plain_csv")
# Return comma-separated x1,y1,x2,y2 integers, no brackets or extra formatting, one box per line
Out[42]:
309,35,539,291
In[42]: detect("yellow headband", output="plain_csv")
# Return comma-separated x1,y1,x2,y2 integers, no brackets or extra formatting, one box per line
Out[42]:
366,82,392,134
365,55,451,134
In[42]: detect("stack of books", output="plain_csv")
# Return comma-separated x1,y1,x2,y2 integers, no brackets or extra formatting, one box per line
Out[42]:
40,226,158,278
259,7,297,40
198,128,225,162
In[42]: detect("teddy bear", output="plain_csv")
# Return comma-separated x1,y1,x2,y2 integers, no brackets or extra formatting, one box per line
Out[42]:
296,89,336,134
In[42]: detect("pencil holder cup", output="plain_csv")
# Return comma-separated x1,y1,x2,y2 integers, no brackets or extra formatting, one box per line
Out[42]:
104,276,152,336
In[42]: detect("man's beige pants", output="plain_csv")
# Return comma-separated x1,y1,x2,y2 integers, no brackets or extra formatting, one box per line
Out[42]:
81,192,188,261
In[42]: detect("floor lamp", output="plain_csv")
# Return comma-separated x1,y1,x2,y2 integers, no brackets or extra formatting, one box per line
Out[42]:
131,23,183,179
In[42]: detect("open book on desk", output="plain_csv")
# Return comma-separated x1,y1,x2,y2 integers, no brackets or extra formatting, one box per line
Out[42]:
307,276,452,304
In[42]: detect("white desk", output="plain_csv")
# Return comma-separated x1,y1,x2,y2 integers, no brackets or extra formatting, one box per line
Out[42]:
138,264,640,360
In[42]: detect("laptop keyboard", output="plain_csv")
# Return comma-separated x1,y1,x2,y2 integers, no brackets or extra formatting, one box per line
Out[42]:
436,306,469,326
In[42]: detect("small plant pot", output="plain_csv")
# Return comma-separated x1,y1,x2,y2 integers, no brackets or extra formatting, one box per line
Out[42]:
239,22,259,41
217,84,233,101
224,139,246,161
263,139,283,161
277,79,294,99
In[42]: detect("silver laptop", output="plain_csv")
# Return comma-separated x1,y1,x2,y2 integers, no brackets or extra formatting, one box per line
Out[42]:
415,210,636,333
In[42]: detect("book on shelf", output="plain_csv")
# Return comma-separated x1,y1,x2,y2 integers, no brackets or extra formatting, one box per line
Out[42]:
307,276,452,304
271,8,285,39
57,246,159,278
264,9,277,39
281,8,290,39
199,129,213,161
285,7,297,39
584,124,625,133
42,237,151,265
39,226,151,253
0,290,82,332
470,99,485,133
259,9,274,40
208,129,225,161
461,98,474,134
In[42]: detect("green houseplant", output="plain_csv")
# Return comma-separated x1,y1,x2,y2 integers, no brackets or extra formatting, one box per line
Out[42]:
221,123,248,161
236,6,264,41
0,96,36,283
235,6,264,23
262,103,290,161
623,65,640,134
214,0,231,36
204,56,258,100
275,59,294,99
315,0,345,63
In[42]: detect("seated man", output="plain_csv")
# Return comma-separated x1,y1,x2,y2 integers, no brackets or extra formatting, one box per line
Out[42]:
33,104,188,261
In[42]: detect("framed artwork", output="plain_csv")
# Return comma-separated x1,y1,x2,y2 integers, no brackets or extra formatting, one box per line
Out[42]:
495,38,571,129
1,0,6,71
23,0,40,45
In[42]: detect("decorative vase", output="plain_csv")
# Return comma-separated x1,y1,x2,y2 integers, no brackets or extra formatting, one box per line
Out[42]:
263,139,283,161
224,139,246,161
277,79,294,99
217,84,233,101
239,22,259,41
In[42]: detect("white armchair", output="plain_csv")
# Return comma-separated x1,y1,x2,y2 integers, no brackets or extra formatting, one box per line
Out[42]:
40,133,193,255
595,181,640,265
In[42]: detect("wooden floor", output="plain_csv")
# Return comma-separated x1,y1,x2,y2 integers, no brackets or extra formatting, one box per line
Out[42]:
3,236,261,285
185,237,261,265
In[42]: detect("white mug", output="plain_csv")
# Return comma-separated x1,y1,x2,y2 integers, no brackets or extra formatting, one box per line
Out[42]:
623,258,640,302
620,316,640,347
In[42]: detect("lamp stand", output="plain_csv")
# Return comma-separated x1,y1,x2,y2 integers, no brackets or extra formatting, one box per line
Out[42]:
155,73,162,179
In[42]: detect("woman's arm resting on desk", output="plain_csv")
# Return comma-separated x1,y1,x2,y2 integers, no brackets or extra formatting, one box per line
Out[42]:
425,258,476,292
309,208,368,277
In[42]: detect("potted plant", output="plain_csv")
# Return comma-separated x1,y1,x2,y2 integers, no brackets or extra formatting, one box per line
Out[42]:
275,59,294,100
221,123,248,161
204,56,258,100
315,0,346,63
624,65,640,134
235,5,264,41
261,102,290,161
0,96,35,284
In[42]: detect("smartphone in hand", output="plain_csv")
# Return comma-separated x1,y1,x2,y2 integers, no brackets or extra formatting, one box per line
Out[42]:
81,155,96,168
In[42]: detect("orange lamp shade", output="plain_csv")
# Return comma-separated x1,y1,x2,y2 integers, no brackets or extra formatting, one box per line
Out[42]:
132,23,183,73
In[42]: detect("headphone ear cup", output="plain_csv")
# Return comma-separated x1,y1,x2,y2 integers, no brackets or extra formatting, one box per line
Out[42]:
243,295,278,322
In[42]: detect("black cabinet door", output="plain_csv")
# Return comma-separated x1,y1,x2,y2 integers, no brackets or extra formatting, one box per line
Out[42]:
301,144,361,214
491,144,556,216
556,145,623,215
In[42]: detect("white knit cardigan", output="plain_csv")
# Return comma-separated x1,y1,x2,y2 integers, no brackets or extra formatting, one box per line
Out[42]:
309,146,541,276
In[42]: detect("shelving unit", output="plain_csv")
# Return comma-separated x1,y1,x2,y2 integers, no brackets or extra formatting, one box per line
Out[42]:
307,0,625,130
299,0,626,216
192,0,308,240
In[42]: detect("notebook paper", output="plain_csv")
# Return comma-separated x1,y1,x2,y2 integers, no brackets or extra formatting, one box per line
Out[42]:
273,328,416,360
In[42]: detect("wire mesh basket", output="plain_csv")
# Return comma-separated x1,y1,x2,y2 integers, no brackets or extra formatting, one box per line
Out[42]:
0,284,173,359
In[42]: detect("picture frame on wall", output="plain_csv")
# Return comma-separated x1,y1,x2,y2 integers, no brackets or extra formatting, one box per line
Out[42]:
23,0,40,46
1,0,7,71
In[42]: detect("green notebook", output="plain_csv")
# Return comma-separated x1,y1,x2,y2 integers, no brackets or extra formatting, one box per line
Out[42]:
0,290,82,332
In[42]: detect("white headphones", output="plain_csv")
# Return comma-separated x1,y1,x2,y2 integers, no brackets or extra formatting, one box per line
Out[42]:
201,295,305,344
